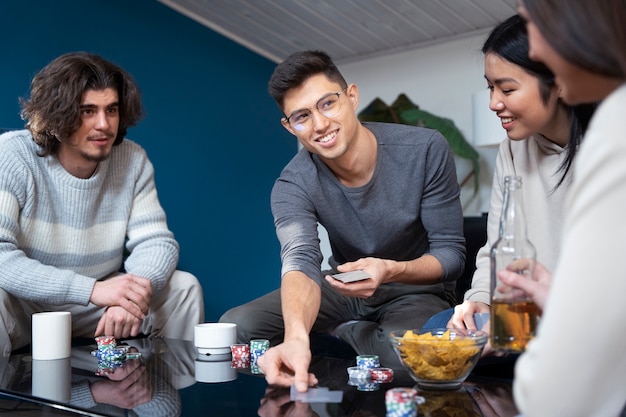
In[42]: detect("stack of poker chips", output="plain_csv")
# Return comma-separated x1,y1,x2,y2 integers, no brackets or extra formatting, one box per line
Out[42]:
249,339,270,374
347,354,395,391
351,354,381,391
92,336,141,376
230,343,251,369
356,354,380,370
385,387,424,417
93,336,126,375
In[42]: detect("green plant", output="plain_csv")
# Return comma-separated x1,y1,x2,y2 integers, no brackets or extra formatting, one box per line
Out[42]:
358,94,480,192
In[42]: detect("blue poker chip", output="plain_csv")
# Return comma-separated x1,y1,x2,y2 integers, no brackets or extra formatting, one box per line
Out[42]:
357,382,380,392
356,354,380,370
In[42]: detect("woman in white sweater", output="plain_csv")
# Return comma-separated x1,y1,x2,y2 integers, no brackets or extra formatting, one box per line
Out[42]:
424,16,595,338
502,1,626,416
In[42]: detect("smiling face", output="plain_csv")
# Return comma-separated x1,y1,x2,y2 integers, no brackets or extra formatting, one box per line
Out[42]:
484,52,566,145
281,73,360,161
57,88,119,178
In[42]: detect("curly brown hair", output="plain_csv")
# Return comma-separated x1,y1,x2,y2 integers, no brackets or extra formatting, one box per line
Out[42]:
19,52,144,156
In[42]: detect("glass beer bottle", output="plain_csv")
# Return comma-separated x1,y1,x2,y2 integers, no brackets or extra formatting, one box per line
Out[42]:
490,176,540,352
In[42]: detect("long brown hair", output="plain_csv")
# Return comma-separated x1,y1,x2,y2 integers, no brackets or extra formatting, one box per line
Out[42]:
522,0,626,79
20,52,144,156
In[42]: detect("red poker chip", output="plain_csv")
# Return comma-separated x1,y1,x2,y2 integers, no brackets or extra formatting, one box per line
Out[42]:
231,358,250,369
95,336,116,347
385,387,417,403
370,367,394,383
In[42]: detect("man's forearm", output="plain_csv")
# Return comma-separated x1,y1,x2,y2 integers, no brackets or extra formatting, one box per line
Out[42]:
383,254,443,285
280,271,321,341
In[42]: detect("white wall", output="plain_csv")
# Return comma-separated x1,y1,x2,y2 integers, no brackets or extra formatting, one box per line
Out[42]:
341,32,501,216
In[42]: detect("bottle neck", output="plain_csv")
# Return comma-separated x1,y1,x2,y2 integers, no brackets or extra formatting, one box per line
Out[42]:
499,177,529,241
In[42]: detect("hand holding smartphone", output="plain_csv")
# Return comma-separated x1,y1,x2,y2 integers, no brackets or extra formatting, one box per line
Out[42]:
330,270,371,283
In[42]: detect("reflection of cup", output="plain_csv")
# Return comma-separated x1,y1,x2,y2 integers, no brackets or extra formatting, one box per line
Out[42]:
32,358,71,402
32,312,72,360
194,323,236,355
194,355,237,383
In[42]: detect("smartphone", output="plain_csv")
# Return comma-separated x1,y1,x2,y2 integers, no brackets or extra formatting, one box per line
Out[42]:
330,270,371,283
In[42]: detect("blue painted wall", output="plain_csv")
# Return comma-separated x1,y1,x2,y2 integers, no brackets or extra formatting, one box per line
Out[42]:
0,0,296,320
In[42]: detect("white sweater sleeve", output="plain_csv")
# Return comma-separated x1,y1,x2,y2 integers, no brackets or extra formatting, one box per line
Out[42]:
513,85,626,417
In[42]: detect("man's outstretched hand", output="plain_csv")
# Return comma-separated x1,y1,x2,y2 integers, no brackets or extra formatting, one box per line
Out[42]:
257,338,318,392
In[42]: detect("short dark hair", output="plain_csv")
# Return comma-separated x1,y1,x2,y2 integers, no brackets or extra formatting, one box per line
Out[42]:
483,14,596,189
268,50,347,112
19,52,144,156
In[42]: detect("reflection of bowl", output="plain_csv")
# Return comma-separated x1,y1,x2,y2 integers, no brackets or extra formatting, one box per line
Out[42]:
389,328,487,390
419,388,479,416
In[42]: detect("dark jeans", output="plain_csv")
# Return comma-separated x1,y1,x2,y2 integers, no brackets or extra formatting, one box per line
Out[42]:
219,278,452,368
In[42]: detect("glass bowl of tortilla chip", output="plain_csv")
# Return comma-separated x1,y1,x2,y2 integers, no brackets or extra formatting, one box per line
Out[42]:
389,328,487,390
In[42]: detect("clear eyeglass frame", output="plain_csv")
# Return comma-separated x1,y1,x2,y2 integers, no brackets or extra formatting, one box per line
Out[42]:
283,88,348,131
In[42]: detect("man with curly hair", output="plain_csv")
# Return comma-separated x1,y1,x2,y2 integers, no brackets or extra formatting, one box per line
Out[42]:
0,52,204,355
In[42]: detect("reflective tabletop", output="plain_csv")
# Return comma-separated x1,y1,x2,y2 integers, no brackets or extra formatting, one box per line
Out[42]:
0,337,519,416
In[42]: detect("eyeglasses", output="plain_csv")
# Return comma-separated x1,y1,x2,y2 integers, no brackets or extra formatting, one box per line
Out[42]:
283,88,347,131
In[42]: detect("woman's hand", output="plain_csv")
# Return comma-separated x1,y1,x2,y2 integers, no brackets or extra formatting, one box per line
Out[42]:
498,260,553,310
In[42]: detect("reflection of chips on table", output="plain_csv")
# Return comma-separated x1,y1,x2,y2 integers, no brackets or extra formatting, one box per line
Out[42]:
397,330,481,380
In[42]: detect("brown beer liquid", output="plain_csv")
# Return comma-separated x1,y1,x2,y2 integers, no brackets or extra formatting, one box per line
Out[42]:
490,299,540,352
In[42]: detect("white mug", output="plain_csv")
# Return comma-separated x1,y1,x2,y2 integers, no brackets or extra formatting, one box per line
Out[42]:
194,322,237,355
31,311,72,360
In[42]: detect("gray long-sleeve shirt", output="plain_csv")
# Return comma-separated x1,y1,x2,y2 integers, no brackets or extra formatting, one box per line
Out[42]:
271,122,465,299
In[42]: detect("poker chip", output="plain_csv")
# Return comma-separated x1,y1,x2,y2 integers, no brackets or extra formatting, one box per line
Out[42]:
95,366,116,377
370,367,394,383
250,348,266,368
95,336,116,349
230,343,250,360
357,382,380,392
231,358,250,369
347,366,371,384
95,348,126,362
250,348,266,359
385,387,423,417
91,336,141,376
356,354,380,370
249,339,270,352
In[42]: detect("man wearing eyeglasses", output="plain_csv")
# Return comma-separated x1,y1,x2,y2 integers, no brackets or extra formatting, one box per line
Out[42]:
220,50,465,392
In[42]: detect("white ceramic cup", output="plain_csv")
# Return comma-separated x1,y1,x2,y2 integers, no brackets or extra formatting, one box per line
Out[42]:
194,357,237,383
31,357,71,402
194,322,237,355
31,311,72,360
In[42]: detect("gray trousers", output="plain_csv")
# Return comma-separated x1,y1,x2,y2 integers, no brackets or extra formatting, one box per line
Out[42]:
219,277,452,368
0,270,205,356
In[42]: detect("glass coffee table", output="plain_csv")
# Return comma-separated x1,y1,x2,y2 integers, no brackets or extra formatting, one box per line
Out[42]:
0,337,519,416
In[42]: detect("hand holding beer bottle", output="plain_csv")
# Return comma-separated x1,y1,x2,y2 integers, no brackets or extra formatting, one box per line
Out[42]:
490,176,540,353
